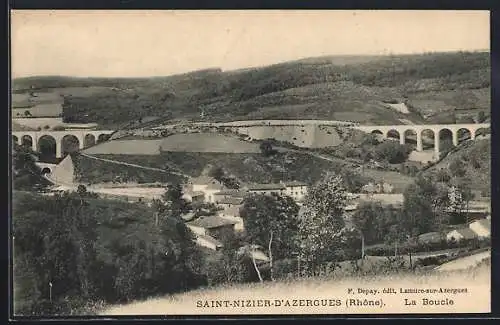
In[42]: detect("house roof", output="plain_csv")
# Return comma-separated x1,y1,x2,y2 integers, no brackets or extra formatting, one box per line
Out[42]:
181,212,196,221
219,205,242,217
218,197,244,205
187,215,237,229
283,181,308,187
449,228,477,240
214,189,248,196
245,183,286,191
197,234,223,247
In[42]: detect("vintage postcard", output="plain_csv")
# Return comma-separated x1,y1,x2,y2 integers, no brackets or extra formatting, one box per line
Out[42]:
10,10,491,317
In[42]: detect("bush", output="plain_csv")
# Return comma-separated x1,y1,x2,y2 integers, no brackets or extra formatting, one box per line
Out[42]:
374,141,411,164
449,158,466,177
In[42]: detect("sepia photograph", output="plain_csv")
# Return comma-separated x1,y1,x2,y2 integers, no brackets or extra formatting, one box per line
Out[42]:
10,10,491,317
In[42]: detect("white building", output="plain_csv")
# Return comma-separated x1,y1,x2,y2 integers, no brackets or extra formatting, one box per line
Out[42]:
469,218,491,239
244,183,287,196
243,181,309,202
283,181,308,201
189,176,226,203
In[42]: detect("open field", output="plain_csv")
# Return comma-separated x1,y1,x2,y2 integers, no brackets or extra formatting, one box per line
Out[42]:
100,260,490,315
12,117,64,130
160,133,261,153
83,140,163,155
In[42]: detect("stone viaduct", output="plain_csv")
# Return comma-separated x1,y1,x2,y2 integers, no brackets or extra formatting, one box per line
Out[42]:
353,123,490,155
12,130,115,158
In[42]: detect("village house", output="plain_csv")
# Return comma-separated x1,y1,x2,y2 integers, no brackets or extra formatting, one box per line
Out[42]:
468,218,491,239
182,190,205,203
188,176,226,203
243,183,287,196
218,205,245,232
195,234,224,251
242,181,310,201
217,196,245,209
186,215,237,250
213,189,248,202
361,182,394,194
283,181,308,201
446,228,477,242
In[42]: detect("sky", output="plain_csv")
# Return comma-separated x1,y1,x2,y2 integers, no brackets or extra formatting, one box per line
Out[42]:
11,10,490,78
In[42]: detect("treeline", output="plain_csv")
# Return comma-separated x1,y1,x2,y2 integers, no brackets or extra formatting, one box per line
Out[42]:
12,190,209,315
423,138,491,195
12,145,52,191
320,133,413,164
351,174,477,251
14,51,489,127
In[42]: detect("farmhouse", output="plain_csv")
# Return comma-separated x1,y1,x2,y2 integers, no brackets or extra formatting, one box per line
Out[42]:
446,228,477,242
469,218,491,238
218,205,244,232
182,190,205,203
217,196,244,209
361,182,394,194
213,189,248,202
195,234,223,251
243,183,287,196
283,181,308,201
186,215,236,241
189,176,226,203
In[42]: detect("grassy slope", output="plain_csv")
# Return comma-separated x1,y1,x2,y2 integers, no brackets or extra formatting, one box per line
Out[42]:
422,138,491,193
12,51,490,127
73,151,349,185
100,257,490,315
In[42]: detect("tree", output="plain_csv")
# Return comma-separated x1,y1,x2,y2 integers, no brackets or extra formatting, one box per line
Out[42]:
240,193,300,281
208,165,225,182
259,140,275,157
476,111,486,123
351,202,385,257
448,180,474,224
402,176,450,236
297,172,348,276
77,185,87,196
435,168,451,183
374,141,411,164
339,167,372,193
160,183,190,215
448,158,466,178
12,145,50,191
24,110,32,117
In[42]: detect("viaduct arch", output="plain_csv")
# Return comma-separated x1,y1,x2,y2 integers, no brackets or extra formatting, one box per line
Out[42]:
12,130,114,158
354,123,490,157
